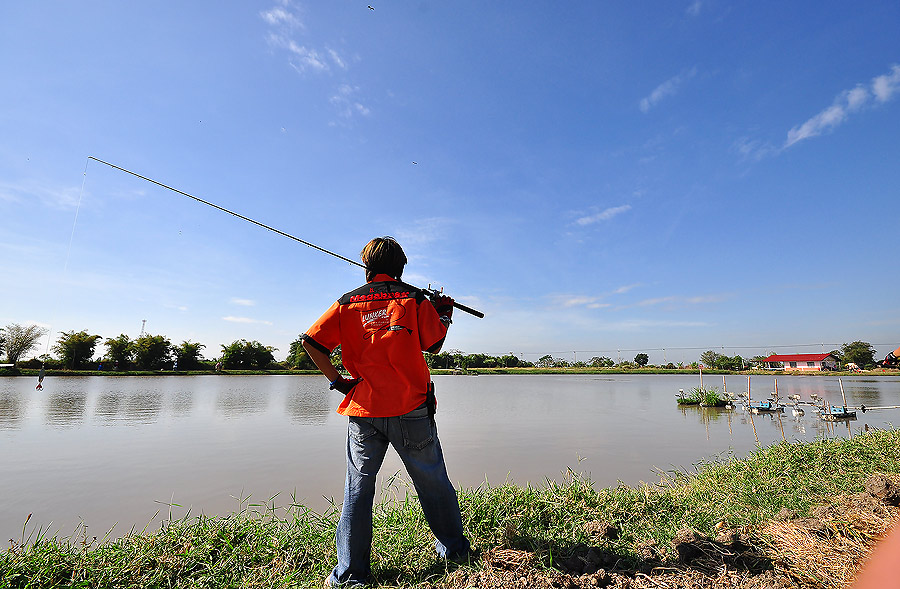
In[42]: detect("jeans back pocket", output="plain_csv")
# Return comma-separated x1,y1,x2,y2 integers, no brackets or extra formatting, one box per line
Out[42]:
399,408,434,450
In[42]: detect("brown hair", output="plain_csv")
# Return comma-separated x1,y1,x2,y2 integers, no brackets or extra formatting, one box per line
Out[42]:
360,236,407,282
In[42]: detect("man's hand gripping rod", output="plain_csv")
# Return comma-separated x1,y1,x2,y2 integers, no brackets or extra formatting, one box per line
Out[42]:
87,156,484,318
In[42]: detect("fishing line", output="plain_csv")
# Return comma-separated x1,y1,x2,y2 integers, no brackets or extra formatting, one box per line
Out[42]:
44,159,90,355
85,156,484,318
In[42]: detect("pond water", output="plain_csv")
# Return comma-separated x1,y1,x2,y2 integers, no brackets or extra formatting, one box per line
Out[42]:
1,373,898,541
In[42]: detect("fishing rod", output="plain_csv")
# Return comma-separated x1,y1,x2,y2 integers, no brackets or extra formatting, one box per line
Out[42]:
86,156,484,318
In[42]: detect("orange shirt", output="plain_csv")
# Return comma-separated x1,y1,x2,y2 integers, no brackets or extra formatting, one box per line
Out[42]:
302,274,447,417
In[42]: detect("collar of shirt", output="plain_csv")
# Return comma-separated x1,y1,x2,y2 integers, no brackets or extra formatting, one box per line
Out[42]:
370,273,398,282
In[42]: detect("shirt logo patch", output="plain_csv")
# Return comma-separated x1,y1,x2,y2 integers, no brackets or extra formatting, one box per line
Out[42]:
360,304,409,338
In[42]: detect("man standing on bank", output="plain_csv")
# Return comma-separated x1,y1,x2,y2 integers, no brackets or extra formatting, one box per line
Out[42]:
301,236,471,587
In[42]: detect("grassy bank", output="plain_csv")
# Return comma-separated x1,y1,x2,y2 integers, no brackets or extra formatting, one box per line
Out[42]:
3,429,899,588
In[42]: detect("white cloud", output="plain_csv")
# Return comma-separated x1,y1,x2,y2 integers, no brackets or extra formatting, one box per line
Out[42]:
260,6,302,29
733,137,779,162
328,48,347,69
281,39,328,72
575,204,631,226
394,217,452,247
230,298,256,306
614,283,641,295
0,180,82,209
606,318,710,330
686,0,703,17
639,67,697,113
223,316,273,326
872,64,900,102
634,293,729,307
637,296,676,307
785,64,900,148
330,85,371,119
555,295,605,308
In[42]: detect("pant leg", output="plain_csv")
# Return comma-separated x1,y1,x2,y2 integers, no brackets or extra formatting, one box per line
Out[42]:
328,417,389,586
389,406,471,559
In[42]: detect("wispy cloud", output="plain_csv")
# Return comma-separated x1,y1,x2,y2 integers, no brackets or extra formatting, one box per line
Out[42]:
223,316,273,326
639,67,697,113
733,137,778,162
550,284,639,310
553,295,611,309
785,64,900,148
606,318,710,330
614,283,641,295
328,48,347,69
230,298,256,306
0,180,82,209
686,1,703,17
330,84,371,120
635,293,730,307
575,205,631,226
260,4,303,30
262,2,347,74
394,217,452,247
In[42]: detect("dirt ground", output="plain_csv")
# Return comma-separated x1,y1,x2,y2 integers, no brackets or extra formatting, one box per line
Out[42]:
433,474,900,589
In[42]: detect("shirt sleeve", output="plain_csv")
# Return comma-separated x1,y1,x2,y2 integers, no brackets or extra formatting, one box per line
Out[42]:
302,300,342,354
418,298,448,354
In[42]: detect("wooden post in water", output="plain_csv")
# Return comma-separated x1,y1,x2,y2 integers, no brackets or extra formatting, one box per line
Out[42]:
839,378,848,408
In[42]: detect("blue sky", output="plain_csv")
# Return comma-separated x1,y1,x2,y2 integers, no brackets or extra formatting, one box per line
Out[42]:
2,1,899,364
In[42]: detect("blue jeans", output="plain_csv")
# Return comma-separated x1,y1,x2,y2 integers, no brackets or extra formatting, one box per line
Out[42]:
326,405,470,587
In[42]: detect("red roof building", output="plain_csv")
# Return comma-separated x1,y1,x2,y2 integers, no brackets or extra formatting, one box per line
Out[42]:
763,353,839,371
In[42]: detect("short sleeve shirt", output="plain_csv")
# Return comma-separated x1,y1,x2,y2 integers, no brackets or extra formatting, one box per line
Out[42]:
302,274,447,417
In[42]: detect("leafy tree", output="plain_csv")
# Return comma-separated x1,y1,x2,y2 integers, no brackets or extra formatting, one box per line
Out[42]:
133,334,173,370
590,356,614,368
330,346,343,370
750,355,769,368
287,335,316,370
840,341,876,368
713,354,744,371
500,354,519,368
424,352,452,369
105,334,133,369
2,323,48,364
53,330,102,369
174,340,205,371
220,339,276,370
699,350,722,368
634,353,649,367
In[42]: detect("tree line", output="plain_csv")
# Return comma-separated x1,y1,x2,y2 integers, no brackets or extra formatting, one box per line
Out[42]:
0,322,281,371
0,322,885,372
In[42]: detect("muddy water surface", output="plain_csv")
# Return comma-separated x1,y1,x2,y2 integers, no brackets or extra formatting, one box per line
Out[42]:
1,373,898,541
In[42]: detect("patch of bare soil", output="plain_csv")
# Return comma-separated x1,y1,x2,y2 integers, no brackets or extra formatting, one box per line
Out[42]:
432,474,900,589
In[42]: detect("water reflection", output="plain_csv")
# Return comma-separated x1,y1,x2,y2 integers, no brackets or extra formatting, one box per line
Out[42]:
46,392,86,427
0,392,22,429
125,392,164,423
95,392,123,420
285,387,331,425
216,388,269,417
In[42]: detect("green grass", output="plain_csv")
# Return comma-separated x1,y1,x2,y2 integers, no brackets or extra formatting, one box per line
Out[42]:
3,430,899,588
